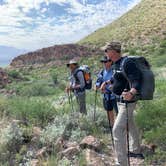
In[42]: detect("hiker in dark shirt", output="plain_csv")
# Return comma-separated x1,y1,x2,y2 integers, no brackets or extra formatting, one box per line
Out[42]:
101,42,144,166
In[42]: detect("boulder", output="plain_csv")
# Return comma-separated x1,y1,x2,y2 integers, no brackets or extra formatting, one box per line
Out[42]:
30,159,39,166
52,137,65,153
58,146,80,160
36,147,47,158
32,127,42,137
64,141,79,149
80,135,103,152
84,149,114,166
141,144,157,156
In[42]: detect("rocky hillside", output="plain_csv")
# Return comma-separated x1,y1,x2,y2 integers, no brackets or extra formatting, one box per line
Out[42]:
0,68,10,88
79,0,166,49
10,44,101,68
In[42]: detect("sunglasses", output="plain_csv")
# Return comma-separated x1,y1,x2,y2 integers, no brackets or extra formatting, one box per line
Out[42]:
103,59,112,63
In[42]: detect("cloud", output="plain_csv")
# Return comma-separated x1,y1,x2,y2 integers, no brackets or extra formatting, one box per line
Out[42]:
0,0,141,51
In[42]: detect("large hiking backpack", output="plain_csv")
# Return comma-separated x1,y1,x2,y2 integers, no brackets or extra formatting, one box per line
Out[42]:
121,56,155,100
74,65,92,90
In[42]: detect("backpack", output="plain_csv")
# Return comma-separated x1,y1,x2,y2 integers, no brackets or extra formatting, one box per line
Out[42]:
74,65,92,90
121,56,155,100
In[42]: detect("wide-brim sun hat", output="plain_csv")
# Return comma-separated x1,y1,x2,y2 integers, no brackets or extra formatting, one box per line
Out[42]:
66,60,78,67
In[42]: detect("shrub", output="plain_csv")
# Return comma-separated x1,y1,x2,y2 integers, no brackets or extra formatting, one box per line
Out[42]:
7,97,56,127
16,82,56,97
8,70,21,79
0,96,8,116
0,123,23,164
160,39,166,48
40,114,69,145
136,80,166,148
50,72,58,84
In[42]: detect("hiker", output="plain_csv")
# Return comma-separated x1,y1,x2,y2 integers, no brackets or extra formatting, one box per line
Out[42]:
95,56,118,127
65,60,87,115
102,42,144,166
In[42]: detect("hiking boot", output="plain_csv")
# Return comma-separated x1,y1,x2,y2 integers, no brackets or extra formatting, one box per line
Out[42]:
129,152,145,159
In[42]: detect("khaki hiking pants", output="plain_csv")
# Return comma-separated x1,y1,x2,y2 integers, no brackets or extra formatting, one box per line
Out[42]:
113,102,141,166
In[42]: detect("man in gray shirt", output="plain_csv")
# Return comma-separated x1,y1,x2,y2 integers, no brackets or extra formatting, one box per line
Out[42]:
66,60,87,115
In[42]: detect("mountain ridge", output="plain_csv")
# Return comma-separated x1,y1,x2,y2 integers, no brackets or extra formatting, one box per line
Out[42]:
10,44,101,68
79,0,166,49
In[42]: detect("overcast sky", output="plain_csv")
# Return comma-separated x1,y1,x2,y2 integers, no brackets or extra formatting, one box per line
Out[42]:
0,0,140,52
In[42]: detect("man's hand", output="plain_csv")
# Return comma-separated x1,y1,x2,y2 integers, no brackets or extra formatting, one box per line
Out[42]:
122,88,137,101
65,86,72,93
100,82,106,93
94,85,100,91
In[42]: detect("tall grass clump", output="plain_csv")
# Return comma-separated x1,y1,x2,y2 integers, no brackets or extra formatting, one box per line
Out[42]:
0,96,8,117
7,97,56,127
136,79,166,149
18,82,56,97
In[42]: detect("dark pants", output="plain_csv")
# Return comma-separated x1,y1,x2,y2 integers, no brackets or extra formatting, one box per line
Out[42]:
76,92,87,115
103,97,118,115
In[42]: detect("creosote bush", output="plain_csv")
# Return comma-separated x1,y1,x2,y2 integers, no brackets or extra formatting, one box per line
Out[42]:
7,97,56,127
0,122,23,164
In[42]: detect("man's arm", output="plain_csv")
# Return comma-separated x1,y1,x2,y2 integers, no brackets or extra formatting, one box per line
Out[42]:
122,59,142,100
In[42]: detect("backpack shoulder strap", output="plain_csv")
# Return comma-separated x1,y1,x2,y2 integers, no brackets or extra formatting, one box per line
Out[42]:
99,69,104,76
73,68,85,84
120,56,133,88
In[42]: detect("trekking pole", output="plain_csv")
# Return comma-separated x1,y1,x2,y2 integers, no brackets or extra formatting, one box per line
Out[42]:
125,101,130,166
67,92,71,105
94,90,97,121
123,89,130,166
69,91,74,113
107,112,114,149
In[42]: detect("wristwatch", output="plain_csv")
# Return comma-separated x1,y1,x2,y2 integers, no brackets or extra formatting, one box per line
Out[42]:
105,80,110,85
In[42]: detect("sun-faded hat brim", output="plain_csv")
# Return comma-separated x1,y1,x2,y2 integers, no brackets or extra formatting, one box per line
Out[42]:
101,42,121,52
66,60,78,67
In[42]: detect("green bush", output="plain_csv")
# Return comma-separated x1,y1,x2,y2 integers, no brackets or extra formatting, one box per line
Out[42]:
136,80,166,148
136,98,166,132
0,123,23,164
15,82,56,97
50,72,58,84
8,70,21,79
0,96,8,116
160,39,166,48
7,97,56,127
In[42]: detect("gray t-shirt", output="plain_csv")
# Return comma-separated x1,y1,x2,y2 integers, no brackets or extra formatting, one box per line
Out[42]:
70,68,86,96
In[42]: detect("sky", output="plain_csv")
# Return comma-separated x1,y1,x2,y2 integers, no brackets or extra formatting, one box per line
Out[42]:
0,0,141,63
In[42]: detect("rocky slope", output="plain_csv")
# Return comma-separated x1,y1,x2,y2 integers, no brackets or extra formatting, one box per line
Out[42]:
79,0,166,49
0,68,10,88
10,44,101,68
